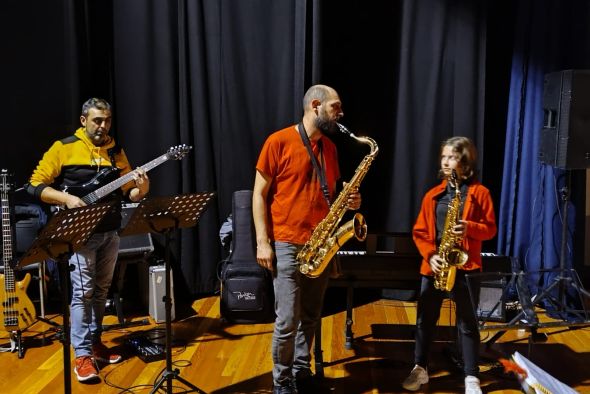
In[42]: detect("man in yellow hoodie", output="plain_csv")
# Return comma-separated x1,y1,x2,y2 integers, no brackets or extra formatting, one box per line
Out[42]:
26,98,150,382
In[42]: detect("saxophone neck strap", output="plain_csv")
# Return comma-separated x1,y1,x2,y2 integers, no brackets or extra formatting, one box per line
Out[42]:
297,123,331,207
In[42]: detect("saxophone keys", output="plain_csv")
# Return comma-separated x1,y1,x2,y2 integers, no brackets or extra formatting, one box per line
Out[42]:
299,263,310,275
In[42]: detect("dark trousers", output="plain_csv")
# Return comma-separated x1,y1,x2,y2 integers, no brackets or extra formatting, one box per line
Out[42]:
414,270,481,377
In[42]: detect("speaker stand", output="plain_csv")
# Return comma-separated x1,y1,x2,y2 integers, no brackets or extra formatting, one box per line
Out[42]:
482,171,590,353
526,171,589,320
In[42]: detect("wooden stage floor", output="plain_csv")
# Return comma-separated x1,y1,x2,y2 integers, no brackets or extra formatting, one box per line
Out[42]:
1,288,589,393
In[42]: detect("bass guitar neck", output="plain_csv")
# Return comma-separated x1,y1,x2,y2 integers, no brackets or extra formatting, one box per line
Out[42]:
0,169,37,332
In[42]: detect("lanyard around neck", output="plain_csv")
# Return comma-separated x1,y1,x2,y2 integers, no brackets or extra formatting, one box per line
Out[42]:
297,123,331,207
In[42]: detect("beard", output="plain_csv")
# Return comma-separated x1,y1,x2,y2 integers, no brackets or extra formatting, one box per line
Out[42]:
85,128,108,146
91,133,106,145
315,113,338,134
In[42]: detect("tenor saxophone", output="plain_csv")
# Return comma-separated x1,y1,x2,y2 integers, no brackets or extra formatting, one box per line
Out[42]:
297,123,379,278
433,170,469,291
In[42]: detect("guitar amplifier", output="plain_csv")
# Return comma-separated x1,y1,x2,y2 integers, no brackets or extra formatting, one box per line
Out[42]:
119,203,154,257
472,255,515,322
477,279,508,322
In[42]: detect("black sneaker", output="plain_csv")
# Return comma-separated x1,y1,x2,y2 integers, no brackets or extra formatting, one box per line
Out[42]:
295,372,320,394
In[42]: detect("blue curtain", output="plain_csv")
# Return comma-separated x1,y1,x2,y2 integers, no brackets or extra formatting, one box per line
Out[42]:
498,0,590,311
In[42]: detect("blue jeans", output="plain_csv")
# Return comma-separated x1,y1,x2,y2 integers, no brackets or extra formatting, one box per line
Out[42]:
272,242,330,387
414,271,481,377
70,231,120,358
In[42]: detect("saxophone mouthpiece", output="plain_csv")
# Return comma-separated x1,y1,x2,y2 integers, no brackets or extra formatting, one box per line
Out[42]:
337,123,379,157
449,169,461,192
336,122,353,136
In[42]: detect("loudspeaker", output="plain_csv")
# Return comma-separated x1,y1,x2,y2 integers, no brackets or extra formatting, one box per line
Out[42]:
119,203,154,257
149,265,175,323
539,69,590,169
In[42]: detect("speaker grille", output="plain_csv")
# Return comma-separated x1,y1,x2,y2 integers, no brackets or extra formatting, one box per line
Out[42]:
477,283,506,322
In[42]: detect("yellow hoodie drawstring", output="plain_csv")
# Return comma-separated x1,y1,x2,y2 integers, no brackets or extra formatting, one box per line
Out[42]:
77,127,113,172
81,137,103,172
91,146,102,171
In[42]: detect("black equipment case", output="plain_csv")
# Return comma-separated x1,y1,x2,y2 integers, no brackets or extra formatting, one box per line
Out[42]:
219,190,274,323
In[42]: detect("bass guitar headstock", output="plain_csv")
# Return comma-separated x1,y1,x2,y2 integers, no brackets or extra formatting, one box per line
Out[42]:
0,169,14,193
166,144,193,161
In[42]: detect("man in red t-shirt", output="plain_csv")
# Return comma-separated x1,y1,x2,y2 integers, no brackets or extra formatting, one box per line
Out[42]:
253,85,361,394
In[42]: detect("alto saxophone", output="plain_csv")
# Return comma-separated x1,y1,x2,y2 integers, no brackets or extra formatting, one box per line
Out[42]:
434,170,469,291
297,123,379,278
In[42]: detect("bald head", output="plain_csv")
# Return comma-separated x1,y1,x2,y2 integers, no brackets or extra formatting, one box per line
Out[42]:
301,84,344,137
302,84,340,111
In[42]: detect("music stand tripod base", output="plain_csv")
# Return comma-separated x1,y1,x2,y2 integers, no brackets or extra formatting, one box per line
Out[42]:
15,201,117,394
119,192,215,393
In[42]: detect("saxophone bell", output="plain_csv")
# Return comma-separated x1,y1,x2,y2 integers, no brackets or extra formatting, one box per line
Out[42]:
300,213,367,278
446,247,469,266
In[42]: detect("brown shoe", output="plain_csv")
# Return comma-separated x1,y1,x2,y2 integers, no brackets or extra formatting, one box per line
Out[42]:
74,355,99,382
93,342,123,364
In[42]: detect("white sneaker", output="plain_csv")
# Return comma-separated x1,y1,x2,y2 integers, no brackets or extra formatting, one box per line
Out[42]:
465,375,482,394
402,364,428,391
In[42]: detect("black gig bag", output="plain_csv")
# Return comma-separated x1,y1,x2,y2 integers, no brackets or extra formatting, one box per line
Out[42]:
219,190,274,323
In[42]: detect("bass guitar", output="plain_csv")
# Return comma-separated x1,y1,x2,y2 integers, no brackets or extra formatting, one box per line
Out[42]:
0,169,36,331
62,144,192,205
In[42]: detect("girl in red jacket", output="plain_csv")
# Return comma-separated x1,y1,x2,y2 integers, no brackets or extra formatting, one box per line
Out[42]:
402,136,496,394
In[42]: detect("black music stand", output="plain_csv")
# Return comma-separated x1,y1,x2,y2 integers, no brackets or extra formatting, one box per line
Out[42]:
14,201,116,394
119,192,215,394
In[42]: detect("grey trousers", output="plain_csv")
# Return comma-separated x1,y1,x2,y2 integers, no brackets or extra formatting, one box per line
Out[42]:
271,241,330,387
70,231,120,357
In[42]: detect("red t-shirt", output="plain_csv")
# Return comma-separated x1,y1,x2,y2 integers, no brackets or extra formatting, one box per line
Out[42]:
256,125,340,245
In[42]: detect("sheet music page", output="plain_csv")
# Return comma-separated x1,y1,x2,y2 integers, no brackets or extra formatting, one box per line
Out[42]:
512,351,578,394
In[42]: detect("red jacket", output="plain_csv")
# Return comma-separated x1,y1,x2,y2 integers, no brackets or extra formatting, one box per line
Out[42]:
413,180,497,276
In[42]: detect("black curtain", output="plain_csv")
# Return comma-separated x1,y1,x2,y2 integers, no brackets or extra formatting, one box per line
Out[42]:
1,0,505,296
109,0,318,294
317,0,490,233
389,0,488,232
